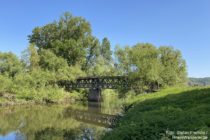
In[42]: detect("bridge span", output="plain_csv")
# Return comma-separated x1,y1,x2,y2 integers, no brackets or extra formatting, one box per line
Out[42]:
58,76,131,90
58,76,132,102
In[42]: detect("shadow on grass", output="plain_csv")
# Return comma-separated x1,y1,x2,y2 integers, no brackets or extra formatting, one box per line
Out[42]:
103,87,210,140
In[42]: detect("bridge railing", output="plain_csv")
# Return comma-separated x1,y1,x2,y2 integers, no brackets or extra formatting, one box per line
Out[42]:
58,76,132,90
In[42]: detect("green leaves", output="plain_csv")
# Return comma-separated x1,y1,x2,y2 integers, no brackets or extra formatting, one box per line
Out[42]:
115,43,187,92
159,46,187,86
39,49,68,71
130,43,161,82
102,87,210,140
0,52,23,77
101,37,112,62
28,12,93,67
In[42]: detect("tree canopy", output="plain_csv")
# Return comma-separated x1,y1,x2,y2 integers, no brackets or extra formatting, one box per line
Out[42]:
114,43,187,91
28,12,94,68
0,52,23,77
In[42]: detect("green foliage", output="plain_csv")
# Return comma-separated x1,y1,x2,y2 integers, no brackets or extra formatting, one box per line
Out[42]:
0,52,23,77
39,49,68,71
87,56,115,76
0,12,91,103
114,45,131,75
102,89,123,114
159,46,187,86
101,37,112,62
102,87,210,140
7,70,61,101
85,37,100,69
21,44,40,70
2,65,85,102
0,11,188,105
115,43,187,92
51,39,87,66
28,12,93,67
29,44,40,70
28,11,115,75
86,37,114,76
129,43,162,91
0,75,13,93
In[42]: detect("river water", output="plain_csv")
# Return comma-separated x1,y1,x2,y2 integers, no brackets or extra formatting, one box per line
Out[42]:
0,100,122,140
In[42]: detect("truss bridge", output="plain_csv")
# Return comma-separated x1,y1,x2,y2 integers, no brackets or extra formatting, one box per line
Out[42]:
58,76,131,90
58,76,132,102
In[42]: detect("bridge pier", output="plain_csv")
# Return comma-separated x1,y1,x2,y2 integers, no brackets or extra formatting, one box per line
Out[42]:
88,88,102,102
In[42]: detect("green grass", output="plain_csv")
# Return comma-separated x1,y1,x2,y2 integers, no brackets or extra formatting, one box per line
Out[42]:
102,86,210,140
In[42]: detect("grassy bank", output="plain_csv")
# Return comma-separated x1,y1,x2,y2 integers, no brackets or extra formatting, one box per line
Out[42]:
0,89,86,107
102,87,210,140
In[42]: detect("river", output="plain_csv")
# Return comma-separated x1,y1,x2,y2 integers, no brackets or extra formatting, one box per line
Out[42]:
0,99,122,140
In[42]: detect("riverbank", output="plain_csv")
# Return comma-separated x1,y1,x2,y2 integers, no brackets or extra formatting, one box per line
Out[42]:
0,91,84,107
102,86,210,140
0,89,120,107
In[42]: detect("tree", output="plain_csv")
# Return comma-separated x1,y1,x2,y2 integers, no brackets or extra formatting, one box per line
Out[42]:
100,37,112,63
21,44,40,71
87,56,115,76
86,37,114,76
114,45,131,75
39,49,85,80
29,44,40,70
159,46,187,86
85,37,100,70
128,43,162,91
114,43,187,92
0,52,23,77
28,12,95,67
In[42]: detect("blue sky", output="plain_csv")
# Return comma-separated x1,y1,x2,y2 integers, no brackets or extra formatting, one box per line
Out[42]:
0,0,209,77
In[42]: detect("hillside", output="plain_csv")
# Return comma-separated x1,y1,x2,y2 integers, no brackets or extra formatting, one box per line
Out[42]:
102,87,210,140
189,77,210,86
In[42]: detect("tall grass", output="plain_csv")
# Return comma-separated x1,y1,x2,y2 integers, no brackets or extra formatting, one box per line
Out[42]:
102,86,210,140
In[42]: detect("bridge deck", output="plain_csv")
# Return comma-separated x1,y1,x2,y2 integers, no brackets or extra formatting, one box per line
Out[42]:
58,76,131,90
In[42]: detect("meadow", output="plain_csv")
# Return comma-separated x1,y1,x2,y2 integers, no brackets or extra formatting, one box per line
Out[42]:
103,86,210,139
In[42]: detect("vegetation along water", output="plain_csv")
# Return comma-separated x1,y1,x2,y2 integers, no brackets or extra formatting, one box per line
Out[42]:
0,12,209,140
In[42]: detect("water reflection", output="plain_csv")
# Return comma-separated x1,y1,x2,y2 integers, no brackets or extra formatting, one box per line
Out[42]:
63,104,117,128
88,102,101,113
34,127,95,140
0,101,121,140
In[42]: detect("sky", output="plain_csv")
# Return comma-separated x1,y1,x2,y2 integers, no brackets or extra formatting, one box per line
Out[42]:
0,0,209,78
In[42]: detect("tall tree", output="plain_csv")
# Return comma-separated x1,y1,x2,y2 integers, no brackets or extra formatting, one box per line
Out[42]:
87,55,116,76
29,44,40,70
21,44,40,71
114,45,131,75
100,37,112,62
129,43,162,91
28,12,95,68
159,46,187,86
84,37,100,70
86,37,114,76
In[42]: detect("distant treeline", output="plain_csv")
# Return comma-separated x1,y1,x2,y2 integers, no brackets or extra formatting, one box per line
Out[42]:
189,77,210,86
